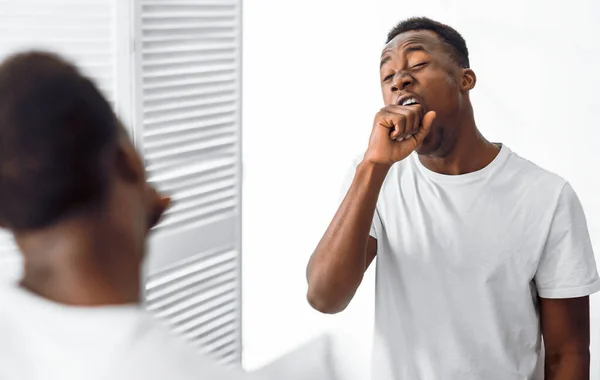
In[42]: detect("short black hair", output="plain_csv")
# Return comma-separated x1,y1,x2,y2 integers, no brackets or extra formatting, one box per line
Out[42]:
0,51,119,230
386,17,470,68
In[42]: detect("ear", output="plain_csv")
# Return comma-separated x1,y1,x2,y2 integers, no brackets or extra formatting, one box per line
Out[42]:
461,68,476,91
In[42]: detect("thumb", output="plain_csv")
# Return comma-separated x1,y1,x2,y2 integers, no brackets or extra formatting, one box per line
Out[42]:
412,111,436,146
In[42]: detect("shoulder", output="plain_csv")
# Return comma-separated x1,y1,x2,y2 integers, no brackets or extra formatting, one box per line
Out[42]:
502,147,568,198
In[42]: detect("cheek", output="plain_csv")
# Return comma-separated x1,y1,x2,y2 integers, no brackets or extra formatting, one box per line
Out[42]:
381,86,394,105
427,77,459,108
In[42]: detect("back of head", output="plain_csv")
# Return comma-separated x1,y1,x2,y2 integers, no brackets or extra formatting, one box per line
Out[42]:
0,52,119,231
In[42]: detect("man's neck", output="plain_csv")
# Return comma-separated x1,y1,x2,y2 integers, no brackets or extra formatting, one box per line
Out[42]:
16,216,142,307
419,115,499,176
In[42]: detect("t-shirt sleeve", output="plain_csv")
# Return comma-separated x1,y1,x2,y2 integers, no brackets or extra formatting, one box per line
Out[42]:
535,182,600,299
340,159,383,240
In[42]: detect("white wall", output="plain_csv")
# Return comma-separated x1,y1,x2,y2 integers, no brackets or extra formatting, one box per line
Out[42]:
243,0,600,377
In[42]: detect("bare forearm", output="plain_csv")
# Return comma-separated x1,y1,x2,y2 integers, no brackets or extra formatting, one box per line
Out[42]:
545,351,590,380
306,160,389,313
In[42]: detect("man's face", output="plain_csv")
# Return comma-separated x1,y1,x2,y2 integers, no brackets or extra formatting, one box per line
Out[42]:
379,30,465,154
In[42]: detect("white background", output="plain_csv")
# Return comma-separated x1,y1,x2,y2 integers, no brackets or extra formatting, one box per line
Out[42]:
242,0,600,377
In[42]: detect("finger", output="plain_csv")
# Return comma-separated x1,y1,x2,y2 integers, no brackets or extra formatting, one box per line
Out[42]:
400,110,414,139
410,111,436,147
382,113,406,140
411,105,424,136
383,105,422,139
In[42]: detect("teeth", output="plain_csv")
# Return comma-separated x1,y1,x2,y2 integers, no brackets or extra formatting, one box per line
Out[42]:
401,98,418,106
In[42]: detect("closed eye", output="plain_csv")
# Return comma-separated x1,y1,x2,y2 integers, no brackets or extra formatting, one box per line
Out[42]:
383,73,394,82
411,62,428,69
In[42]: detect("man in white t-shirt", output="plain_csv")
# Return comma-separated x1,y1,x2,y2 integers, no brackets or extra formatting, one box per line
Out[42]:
306,17,600,380
0,52,324,380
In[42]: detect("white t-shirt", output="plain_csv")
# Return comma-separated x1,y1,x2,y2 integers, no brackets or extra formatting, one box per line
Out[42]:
343,144,600,380
0,284,252,380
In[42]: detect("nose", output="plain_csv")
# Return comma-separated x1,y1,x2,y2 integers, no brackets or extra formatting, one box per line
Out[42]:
391,72,413,93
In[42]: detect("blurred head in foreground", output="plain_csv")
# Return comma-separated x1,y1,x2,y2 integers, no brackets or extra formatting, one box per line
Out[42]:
0,51,169,305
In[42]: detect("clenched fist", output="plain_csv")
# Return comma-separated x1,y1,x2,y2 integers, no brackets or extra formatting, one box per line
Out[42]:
363,104,436,166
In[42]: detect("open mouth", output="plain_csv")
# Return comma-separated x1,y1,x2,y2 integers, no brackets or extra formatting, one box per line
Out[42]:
399,97,419,106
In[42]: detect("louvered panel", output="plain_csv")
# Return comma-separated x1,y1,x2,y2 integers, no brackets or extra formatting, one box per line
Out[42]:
138,0,240,229
0,0,118,282
136,0,242,365
0,0,117,104
146,246,240,364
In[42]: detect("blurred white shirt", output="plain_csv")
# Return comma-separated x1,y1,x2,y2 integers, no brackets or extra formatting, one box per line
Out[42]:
0,284,252,380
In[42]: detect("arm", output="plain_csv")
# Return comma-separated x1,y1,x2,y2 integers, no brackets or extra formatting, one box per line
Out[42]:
306,161,386,314
534,182,600,378
540,296,590,380
306,105,436,314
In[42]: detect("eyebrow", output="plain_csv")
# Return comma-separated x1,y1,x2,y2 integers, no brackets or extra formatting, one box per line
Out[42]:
380,44,429,69
405,44,428,54
380,55,392,69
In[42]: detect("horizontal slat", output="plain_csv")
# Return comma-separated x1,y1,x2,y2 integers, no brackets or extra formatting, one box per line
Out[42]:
3,12,111,19
141,41,236,55
143,112,236,137
142,11,236,20
212,346,238,363
141,0,237,5
145,129,235,158
144,98,236,125
153,163,235,196
144,58,236,76
0,41,113,52
197,335,237,356
155,280,236,324
153,282,237,321
191,319,236,348
166,185,237,220
177,309,236,340
145,126,236,157
146,149,236,174
219,353,240,366
144,84,236,105
149,266,237,312
143,39,236,54
142,31,237,43
0,29,112,38
143,88,235,113
171,176,235,204
142,102,236,126
146,247,237,295
141,72,235,91
141,21,236,32
158,197,236,231
148,155,235,183
142,49,235,67
142,61,235,80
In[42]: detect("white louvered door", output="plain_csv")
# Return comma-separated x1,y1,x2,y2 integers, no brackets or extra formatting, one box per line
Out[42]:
133,0,242,366
0,0,121,282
